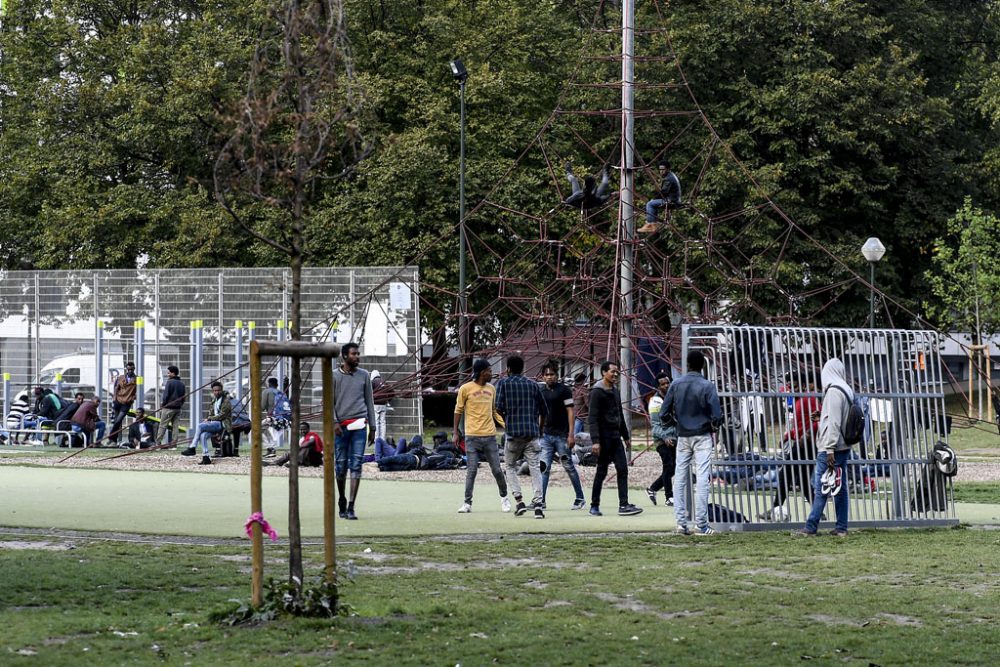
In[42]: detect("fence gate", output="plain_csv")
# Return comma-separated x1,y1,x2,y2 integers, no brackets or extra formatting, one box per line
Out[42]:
681,324,958,531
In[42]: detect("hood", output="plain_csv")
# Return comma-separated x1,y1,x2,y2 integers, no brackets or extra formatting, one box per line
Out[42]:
821,358,853,399
370,370,380,380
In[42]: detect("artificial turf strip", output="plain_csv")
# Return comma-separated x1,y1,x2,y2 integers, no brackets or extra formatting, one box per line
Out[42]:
1,466,997,538
1,529,999,665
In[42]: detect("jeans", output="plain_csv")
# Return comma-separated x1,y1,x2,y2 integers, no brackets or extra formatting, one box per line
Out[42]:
648,441,677,498
464,435,507,505
157,408,181,444
591,436,630,508
805,449,850,533
109,401,133,443
377,453,419,472
71,421,107,445
375,438,405,461
574,418,586,435
374,404,389,440
335,427,367,479
673,434,714,529
540,434,584,502
191,420,223,456
504,436,543,507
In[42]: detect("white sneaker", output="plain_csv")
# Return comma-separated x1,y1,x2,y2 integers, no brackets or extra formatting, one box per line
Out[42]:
500,496,512,513
457,503,472,513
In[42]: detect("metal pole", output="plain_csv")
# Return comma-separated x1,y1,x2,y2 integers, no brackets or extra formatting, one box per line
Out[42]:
619,0,636,420
869,261,876,329
459,77,468,377
154,273,160,412
218,272,225,384
3,373,10,423
189,321,198,435
96,321,105,402
235,320,245,406
136,320,145,410
33,274,40,385
276,320,286,450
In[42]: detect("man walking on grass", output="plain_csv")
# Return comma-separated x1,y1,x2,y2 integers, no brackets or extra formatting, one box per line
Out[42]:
332,342,376,521
663,350,721,535
454,359,511,514
539,363,586,510
496,355,548,519
588,360,643,517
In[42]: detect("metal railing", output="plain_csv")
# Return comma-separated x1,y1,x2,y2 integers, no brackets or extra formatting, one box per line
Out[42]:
680,324,957,530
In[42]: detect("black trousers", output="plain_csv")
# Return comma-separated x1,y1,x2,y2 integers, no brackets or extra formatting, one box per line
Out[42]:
772,438,815,508
648,441,676,497
591,436,629,508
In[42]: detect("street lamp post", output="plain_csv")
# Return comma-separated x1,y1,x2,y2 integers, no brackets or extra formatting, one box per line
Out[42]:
861,237,886,328
450,59,469,375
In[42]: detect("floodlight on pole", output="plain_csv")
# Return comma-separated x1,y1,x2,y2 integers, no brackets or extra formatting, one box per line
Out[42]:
451,59,469,376
861,237,886,328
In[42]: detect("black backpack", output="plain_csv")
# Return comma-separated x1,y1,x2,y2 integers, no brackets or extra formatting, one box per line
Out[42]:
826,385,865,446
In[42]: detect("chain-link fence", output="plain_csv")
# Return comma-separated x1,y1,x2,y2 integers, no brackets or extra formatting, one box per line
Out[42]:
0,267,422,439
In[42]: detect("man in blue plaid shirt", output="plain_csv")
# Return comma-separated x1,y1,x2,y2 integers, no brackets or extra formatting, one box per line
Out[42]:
496,355,549,519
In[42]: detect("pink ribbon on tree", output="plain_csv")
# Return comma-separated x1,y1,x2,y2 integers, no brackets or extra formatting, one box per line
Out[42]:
244,512,278,542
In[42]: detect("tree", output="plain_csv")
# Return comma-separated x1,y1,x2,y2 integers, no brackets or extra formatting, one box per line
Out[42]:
925,198,1000,340
214,0,366,595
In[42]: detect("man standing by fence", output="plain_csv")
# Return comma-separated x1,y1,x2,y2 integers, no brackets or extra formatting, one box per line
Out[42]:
332,342,376,521
496,355,548,519
664,350,721,535
108,361,137,446
796,358,855,538
157,365,185,445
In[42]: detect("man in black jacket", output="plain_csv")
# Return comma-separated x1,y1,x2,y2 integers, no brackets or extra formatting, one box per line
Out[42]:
587,360,643,517
157,366,185,445
638,160,682,233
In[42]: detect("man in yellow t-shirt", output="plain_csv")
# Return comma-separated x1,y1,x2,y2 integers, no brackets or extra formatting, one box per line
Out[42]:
453,359,511,514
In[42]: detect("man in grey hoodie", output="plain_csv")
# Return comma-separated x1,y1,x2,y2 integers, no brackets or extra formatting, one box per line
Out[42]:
796,358,854,537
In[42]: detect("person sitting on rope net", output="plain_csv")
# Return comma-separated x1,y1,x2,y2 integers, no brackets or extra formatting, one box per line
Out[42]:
562,162,612,210
638,160,682,233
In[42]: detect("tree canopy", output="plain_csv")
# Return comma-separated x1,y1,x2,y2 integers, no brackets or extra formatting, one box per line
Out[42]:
2,0,1000,333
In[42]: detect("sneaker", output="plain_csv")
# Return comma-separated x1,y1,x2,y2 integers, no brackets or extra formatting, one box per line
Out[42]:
675,524,691,536
500,496,512,513
264,448,276,458
792,528,817,537
346,509,358,520
571,498,587,511
198,455,212,465
457,503,472,513
695,525,716,536
514,501,528,516
589,506,602,517
645,487,657,505
338,510,347,519
180,447,196,456
828,529,848,538
758,509,773,522
536,501,547,511
534,507,545,519
618,504,643,516
665,497,674,506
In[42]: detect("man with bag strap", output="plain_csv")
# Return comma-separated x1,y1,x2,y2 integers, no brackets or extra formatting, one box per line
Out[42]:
332,342,376,521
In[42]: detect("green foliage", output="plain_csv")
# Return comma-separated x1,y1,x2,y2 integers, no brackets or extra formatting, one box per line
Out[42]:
925,197,1000,337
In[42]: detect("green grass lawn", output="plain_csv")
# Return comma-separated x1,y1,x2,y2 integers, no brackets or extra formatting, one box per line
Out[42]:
944,393,1000,458
1,528,998,665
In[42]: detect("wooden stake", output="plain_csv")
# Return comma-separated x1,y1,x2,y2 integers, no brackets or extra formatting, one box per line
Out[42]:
322,357,337,585
250,340,264,608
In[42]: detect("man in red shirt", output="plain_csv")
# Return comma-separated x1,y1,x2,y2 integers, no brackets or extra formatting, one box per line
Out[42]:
760,374,821,521
265,422,324,468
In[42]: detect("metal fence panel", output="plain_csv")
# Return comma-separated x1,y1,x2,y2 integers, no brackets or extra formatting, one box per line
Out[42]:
0,267,422,440
681,324,957,531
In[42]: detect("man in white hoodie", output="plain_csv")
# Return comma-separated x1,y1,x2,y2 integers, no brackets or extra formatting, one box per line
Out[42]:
796,358,854,537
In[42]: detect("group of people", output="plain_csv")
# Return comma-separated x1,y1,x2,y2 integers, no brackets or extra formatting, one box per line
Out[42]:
561,159,682,234
454,355,643,520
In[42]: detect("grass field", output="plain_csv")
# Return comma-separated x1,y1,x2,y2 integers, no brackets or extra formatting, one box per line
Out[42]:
2,528,998,665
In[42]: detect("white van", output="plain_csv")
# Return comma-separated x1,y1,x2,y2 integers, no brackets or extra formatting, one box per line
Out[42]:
35,353,163,408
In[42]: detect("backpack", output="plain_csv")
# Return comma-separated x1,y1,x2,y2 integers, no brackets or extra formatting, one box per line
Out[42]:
826,385,865,446
271,389,292,419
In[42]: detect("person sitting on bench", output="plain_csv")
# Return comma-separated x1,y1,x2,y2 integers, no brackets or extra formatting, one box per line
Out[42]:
638,160,681,233
562,162,612,210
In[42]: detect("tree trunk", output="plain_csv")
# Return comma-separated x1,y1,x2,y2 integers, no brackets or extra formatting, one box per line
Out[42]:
287,226,304,588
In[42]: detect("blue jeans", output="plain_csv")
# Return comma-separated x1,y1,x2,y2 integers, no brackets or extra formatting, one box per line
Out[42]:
374,437,403,461
540,434,585,502
805,449,850,533
673,434,714,529
646,198,665,223
336,427,367,479
191,421,222,456
72,421,107,444
574,418,586,434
